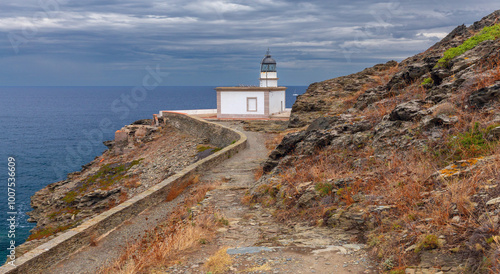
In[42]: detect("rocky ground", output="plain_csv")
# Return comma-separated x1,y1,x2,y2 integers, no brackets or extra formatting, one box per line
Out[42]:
18,119,208,258
251,10,500,273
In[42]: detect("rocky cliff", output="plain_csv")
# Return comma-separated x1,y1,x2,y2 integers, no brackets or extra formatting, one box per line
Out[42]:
19,118,212,256
251,10,500,273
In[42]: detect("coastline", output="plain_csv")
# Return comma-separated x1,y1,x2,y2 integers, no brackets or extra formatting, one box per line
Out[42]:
0,114,246,273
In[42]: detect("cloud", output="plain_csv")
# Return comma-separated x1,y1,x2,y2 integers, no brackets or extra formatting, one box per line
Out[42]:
417,32,449,39
0,0,498,85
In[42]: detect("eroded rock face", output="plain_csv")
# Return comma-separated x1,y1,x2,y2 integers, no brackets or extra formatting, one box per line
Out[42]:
263,10,500,175
469,82,500,108
289,61,399,128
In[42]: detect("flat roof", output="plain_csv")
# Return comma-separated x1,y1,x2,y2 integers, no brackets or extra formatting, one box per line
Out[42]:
215,86,287,91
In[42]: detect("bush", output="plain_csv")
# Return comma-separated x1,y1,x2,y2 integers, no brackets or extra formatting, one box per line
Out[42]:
420,77,434,86
436,23,500,67
447,122,499,159
415,234,439,253
315,182,334,196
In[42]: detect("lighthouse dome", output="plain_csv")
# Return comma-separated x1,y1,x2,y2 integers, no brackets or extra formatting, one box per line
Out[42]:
261,51,276,72
261,55,276,65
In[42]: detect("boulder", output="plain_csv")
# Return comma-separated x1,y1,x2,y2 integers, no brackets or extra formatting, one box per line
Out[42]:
469,82,500,108
421,114,458,129
263,131,306,172
389,100,426,121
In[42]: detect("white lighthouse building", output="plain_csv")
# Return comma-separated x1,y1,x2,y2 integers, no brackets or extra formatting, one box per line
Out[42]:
216,50,287,119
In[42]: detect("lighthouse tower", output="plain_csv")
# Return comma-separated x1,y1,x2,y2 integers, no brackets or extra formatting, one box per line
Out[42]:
260,50,278,87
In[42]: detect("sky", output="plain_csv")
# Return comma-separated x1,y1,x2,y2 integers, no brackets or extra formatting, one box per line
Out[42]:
0,1,498,86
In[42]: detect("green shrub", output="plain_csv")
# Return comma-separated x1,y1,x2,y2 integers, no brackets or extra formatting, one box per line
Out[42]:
315,182,334,196
63,191,77,203
27,224,74,241
197,145,212,152
420,77,434,86
436,23,500,67
447,122,499,159
72,158,144,196
415,234,439,253
197,145,222,153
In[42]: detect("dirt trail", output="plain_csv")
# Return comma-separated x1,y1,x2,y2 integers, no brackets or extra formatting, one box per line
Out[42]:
47,121,374,274
167,121,375,274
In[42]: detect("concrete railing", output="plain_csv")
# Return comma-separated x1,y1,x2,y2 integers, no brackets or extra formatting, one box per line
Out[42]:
0,114,247,274
159,109,217,116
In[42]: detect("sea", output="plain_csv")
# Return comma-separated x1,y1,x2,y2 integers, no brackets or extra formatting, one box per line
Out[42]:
0,85,307,261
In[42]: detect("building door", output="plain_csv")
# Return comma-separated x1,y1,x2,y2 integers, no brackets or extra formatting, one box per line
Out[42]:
281,101,283,112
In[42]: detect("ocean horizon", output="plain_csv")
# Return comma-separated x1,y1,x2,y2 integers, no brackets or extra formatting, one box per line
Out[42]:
0,85,307,260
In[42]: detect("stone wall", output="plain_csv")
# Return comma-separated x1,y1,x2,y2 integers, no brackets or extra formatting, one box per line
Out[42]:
161,111,241,148
0,114,247,274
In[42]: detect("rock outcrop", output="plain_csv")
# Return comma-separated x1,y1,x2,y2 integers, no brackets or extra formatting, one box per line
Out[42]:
253,10,500,273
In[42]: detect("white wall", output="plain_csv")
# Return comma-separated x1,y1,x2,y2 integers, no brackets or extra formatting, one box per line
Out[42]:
269,90,286,114
260,72,277,78
260,72,278,87
260,79,278,87
220,91,265,115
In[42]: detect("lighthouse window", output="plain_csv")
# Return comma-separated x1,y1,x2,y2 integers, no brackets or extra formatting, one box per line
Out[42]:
247,97,257,112
261,64,276,72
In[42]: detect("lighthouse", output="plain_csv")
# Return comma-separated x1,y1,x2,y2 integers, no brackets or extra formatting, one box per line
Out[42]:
216,50,287,118
260,50,278,87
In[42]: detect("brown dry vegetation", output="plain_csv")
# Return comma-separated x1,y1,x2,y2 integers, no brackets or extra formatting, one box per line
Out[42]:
342,65,401,112
265,133,287,152
474,52,500,90
205,247,233,273
100,180,222,274
249,56,500,272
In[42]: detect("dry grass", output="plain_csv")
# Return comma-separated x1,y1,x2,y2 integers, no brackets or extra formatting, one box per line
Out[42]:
100,180,222,274
363,97,399,122
433,102,458,116
166,175,199,202
341,69,400,112
252,127,500,269
265,133,286,151
89,232,98,247
254,167,264,181
205,247,232,273
474,54,500,90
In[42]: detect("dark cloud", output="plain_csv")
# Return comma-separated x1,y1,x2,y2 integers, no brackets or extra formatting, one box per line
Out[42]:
0,0,498,85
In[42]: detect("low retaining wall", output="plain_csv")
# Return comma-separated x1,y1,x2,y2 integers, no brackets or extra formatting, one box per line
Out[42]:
0,114,247,274
159,109,217,116
161,111,241,148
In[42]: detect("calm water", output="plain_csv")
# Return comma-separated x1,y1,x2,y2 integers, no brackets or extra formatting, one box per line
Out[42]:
0,85,306,260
